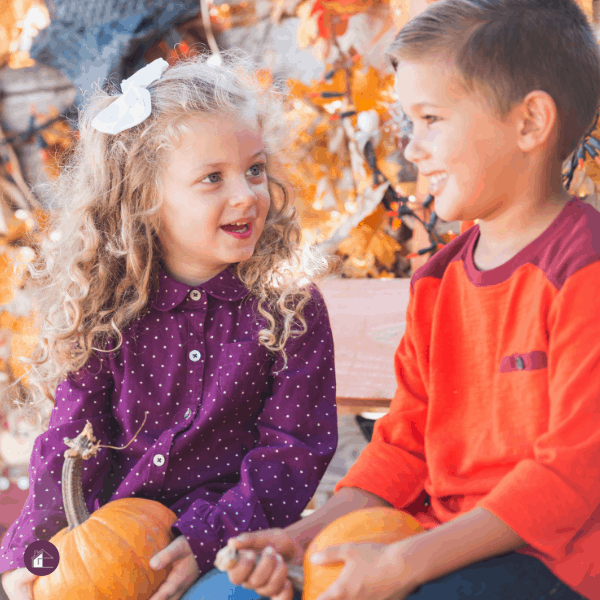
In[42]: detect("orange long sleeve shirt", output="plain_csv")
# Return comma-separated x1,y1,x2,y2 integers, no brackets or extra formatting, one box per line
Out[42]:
335,196,600,599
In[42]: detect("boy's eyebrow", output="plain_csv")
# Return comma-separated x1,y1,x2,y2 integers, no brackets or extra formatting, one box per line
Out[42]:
401,102,441,114
201,150,267,168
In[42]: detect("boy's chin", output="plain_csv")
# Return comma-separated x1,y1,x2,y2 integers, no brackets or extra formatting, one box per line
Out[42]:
433,196,474,224
433,204,461,224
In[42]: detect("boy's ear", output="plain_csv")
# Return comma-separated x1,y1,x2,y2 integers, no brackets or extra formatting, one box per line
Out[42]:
514,90,561,156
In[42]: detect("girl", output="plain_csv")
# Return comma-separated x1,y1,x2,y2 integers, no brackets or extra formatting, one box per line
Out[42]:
0,49,340,600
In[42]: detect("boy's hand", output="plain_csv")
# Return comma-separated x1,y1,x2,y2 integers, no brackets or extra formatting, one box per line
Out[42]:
308,541,420,600
2,567,38,600
148,535,200,600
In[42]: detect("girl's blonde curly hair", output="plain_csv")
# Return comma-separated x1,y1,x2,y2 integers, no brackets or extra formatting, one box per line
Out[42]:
17,48,340,424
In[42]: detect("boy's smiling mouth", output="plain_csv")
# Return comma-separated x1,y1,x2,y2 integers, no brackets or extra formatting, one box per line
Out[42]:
424,172,449,195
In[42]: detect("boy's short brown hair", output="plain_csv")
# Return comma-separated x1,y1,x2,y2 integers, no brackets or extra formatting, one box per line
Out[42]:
385,0,600,162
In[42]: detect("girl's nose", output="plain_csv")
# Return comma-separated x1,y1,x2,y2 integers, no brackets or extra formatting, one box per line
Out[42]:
229,177,259,203
230,187,259,208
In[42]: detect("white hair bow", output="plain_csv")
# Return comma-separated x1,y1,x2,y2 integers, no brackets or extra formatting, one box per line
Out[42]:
91,58,170,134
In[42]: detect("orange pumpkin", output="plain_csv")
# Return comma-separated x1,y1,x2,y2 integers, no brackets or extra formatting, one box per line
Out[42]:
32,421,178,600
302,507,425,600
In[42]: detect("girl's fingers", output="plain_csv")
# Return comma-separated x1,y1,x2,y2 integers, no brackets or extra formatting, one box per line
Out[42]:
272,578,294,600
251,550,289,597
228,530,301,564
227,550,260,586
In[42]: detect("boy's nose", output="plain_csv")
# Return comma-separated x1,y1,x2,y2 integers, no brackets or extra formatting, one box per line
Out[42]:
403,136,424,166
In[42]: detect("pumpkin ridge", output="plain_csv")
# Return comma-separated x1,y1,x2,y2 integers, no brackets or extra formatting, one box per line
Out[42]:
74,517,144,598
91,506,168,589
60,526,105,599
99,502,177,552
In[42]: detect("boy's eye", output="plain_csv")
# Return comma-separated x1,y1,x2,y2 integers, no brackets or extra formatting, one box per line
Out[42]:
202,162,267,184
401,116,439,140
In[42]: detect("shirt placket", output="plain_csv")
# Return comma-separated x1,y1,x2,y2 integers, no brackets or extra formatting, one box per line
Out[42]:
184,288,206,424
148,288,207,491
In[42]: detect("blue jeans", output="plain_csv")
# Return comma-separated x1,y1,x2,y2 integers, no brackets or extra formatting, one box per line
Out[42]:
179,567,302,600
181,553,586,599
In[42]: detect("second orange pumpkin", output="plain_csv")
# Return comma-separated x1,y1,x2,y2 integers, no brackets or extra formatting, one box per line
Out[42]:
302,507,425,600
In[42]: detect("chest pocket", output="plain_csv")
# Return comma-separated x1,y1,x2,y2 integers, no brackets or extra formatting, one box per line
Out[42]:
499,350,547,373
217,340,274,401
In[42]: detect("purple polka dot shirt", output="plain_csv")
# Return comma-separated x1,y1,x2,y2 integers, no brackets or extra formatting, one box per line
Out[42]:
0,263,338,576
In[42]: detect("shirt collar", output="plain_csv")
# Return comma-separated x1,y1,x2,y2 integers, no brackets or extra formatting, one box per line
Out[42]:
151,263,250,311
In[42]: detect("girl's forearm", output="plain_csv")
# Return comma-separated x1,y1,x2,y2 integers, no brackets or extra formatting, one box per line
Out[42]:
392,507,527,587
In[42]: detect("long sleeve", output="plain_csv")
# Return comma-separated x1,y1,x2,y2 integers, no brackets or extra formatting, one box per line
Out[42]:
167,285,338,574
334,281,429,508
477,263,600,560
0,348,115,572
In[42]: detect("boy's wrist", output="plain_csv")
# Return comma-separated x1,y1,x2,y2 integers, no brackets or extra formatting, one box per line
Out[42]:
384,507,527,589
384,537,430,590
283,522,312,557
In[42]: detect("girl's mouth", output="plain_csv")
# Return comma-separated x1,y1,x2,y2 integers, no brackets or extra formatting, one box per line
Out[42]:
220,222,253,239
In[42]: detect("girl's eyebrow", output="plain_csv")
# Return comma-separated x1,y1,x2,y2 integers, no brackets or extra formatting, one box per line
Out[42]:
200,149,267,169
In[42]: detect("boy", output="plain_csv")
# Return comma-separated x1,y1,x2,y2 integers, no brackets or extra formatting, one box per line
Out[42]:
222,1,600,598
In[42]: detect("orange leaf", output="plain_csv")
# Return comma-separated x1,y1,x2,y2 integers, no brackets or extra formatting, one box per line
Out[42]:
321,0,374,15
286,67,347,107
351,63,390,113
254,67,273,89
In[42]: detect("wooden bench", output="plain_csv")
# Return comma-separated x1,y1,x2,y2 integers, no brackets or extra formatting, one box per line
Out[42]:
315,277,411,415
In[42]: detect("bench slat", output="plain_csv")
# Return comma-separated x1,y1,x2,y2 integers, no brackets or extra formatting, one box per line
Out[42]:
315,277,411,412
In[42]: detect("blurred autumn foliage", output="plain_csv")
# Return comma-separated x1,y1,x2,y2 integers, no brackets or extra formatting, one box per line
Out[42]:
1,0,600,485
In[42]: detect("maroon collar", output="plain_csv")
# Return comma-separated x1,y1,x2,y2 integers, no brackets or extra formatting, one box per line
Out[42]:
151,263,250,311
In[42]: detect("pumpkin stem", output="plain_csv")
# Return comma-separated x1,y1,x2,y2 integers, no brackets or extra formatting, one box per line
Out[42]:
62,421,101,530
61,414,149,531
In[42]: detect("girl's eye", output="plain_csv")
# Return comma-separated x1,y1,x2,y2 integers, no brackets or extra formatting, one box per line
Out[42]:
202,162,267,184
423,115,440,124
248,163,267,177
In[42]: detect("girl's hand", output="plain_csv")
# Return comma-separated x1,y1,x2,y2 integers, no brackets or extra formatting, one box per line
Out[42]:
308,541,421,600
148,535,200,600
219,528,305,600
1,567,38,600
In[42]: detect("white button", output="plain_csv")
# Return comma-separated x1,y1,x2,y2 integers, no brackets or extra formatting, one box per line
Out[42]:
184,408,192,419
17,476,29,490
153,454,165,467
189,350,201,362
190,290,201,301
